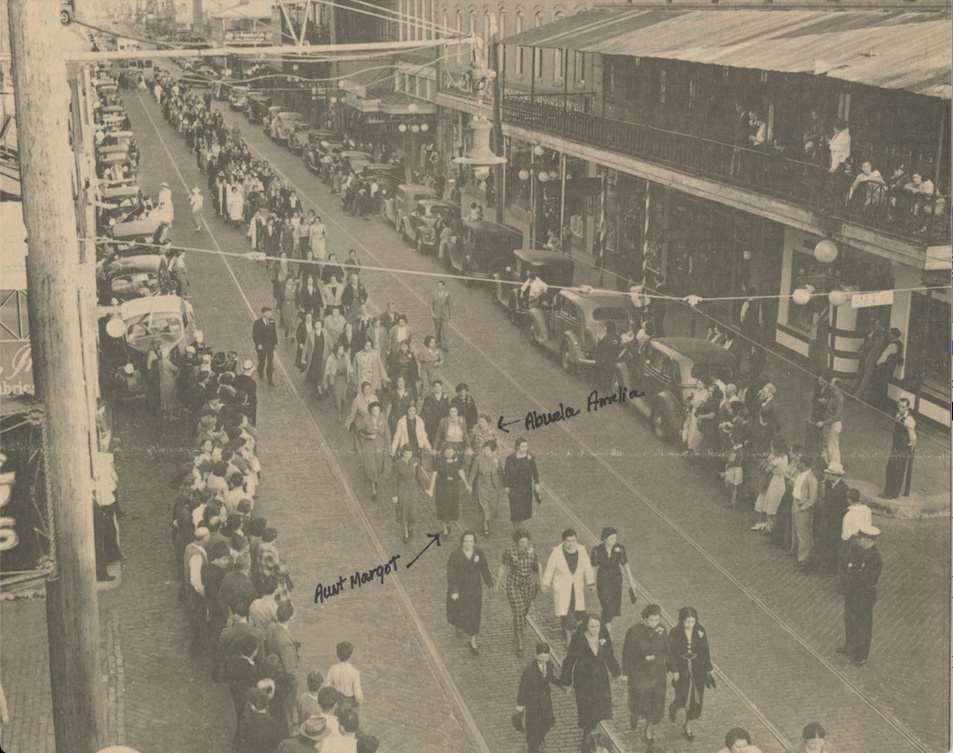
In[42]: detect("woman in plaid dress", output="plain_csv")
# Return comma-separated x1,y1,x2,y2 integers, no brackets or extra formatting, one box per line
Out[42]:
493,528,543,657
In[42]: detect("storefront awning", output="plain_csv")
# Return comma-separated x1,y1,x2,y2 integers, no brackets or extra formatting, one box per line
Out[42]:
501,7,952,99
378,91,436,116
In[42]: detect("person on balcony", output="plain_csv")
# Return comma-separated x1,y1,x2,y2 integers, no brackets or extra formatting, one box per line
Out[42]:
828,120,851,173
885,164,911,219
802,109,828,162
848,161,885,211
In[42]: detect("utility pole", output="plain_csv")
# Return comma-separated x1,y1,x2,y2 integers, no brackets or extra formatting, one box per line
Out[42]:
6,3,105,753
490,25,504,225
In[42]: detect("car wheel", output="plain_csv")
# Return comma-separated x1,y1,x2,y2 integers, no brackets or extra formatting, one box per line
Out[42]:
651,399,672,442
560,343,573,372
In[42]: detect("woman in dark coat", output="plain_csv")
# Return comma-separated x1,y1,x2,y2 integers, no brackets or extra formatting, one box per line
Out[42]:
391,444,429,543
515,642,559,753
503,437,539,527
622,603,674,743
589,527,638,634
559,614,621,748
668,606,713,742
296,274,323,319
446,531,494,655
428,443,471,535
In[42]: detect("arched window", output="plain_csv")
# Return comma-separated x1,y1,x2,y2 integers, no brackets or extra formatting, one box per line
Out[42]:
534,12,543,80
484,11,492,62
442,8,449,39
553,11,563,82
515,12,524,75
456,9,463,63
498,9,506,71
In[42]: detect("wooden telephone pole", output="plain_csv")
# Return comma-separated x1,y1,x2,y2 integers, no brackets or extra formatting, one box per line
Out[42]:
6,2,106,752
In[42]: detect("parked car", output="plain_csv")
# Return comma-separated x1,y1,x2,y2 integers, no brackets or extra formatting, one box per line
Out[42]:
109,215,163,244
290,125,334,155
305,139,346,173
494,248,575,322
101,255,171,303
389,184,437,237
228,85,250,111
614,337,738,441
275,111,305,145
340,150,374,166
528,286,637,372
244,93,272,124
449,221,523,283
113,294,197,356
264,105,289,137
407,199,460,255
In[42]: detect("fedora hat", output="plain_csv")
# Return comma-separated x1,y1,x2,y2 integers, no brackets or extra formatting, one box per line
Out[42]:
241,359,254,375
824,461,846,475
300,716,331,742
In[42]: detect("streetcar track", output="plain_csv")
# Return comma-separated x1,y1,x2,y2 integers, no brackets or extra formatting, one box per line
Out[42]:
134,91,495,753
219,107,931,753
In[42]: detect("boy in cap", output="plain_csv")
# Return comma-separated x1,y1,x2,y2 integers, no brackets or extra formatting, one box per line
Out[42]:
839,523,882,666
516,642,558,753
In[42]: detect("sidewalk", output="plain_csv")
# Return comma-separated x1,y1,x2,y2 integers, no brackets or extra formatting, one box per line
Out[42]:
471,186,950,517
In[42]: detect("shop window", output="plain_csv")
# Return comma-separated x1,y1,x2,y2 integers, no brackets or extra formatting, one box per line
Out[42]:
659,69,667,104
534,13,544,79
574,51,585,84
516,13,524,75
688,78,698,109
905,292,951,395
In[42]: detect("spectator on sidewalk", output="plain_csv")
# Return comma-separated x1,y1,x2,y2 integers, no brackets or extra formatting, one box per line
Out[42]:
249,575,281,631
815,378,844,466
278,716,332,753
785,721,835,753
292,671,325,735
202,540,233,650
185,526,211,656
222,633,262,724
215,597,265,680
221,552,258,618
327,641,365,711
237,686,286,753
838,524,882,666
264,601,300,733
431,280,453,351
790,454,819,570
323,708,361,753
882,397,917,499
316,686,341,743
868,328,903,410
839,488,872,589
816,462,849,576
515,641,559,753
356,733,380,753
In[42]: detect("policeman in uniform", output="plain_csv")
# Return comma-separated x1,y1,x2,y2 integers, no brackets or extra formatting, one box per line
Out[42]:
838,523,882,666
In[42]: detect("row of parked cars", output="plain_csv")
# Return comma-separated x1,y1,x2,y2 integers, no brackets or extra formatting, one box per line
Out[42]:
225,85,738,444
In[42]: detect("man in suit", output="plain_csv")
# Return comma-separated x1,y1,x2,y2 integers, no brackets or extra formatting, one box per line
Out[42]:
817,462,849,577
430,280,453,351
265,601,300,734
379,301,401,335
233,360,258,425
882,397,917,499
252,307,278,386
790,454,819,570
516,642,559,753
222,632,262,723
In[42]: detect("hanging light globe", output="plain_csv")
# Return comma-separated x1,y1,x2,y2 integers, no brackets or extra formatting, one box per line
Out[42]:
792,286,814,305
814,239,838,264
398,124,407,133
518,169,530,181
420,123,429,132
533,145,545,156
829,289,850,307
537,171,549,182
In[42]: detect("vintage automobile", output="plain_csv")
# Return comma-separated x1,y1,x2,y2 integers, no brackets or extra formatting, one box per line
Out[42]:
181,65,218,88
244,93,272,124
340,150,374,165
263,105,290,137
98,184,144,225
494,249,575,322
449,221,523,283
613,337,738,442
113,294,197,356
228,85,250,111
109,216,163,244
101,255,171,303
528,286,637,372
407,199,460,255
304,139,346,174
289,125,333,155
388,183,437,236
274,111,306,145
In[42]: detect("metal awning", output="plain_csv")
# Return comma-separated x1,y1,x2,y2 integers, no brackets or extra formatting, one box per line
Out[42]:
378,91,436,116
501,7,951,99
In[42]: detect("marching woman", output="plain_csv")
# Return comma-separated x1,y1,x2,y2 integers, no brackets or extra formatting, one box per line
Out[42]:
493,528,542,657
384,375,415,437
391,444,430,542
668,606,714,742
446,531,494,655
434,404,471,457
280,274,298,340
559,614,621,749
357,402,391,500
301,316,331,397
294,312,312,369
428,443,471,536
589,527,638,635
622,604,674,744
467,439,503,538
324,343,354,423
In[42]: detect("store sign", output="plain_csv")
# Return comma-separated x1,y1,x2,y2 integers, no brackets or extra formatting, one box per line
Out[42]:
851,290,894,309
0,342,34,397
0,415,49,578
224,30,270,45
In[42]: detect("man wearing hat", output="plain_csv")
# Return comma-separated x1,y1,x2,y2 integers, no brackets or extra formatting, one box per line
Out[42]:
516,642,558,753
201,541,233,649
234,360,259,426
816,461,849,577
838,523,882,666
277,716,331,752
882,397,917,499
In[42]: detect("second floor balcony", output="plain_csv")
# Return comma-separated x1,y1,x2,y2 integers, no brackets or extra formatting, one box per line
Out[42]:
501,94,951,249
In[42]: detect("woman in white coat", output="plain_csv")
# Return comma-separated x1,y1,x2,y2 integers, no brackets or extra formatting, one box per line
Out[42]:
542,529,596,645
391,402,432,458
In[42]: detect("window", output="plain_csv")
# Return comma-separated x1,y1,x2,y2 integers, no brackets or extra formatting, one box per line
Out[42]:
574,51,585,84
688,78,698,109
534,12,543,79
554,12,563,82
442,8,448,39
516,13,524,75
456,10,463,63
499,10,506,69
659,69,667,104
906,292,951,395
484,12,492,62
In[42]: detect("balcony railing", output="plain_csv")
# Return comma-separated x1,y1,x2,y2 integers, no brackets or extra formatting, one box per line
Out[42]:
503,95,951,246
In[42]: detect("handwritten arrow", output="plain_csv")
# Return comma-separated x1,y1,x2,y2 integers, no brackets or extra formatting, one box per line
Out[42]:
405,532,441,569
497,415,522,434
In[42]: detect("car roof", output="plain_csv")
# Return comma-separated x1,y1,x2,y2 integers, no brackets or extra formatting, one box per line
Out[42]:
464,220,522,237
558,287,633,310
650,337,739,367
109,255,165,271
514,249,573,267
112,217,162,237
119,294,185,318
398,183,435,193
